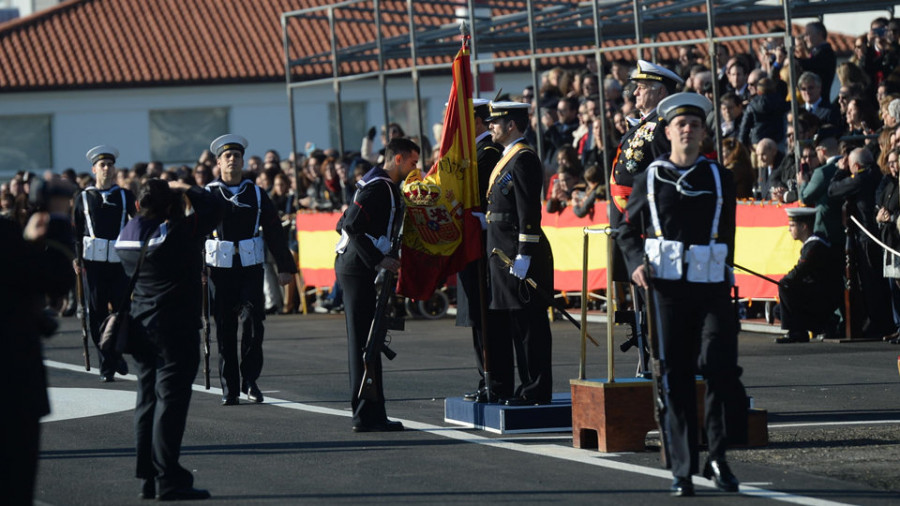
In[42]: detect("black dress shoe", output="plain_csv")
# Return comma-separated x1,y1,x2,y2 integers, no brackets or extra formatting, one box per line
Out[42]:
116,358,129,376
245,381,264,403
139,478,155,499
463,388,487,402
774,332,810,344
703,458,739,492
670,477,694,497
100,374,115,383
221,395,239,406
352,419,404,432
503,397,550,406
157,487,211,501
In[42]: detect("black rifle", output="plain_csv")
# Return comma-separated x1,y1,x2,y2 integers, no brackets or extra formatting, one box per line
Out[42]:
642,253,671,469
201,266,211,390
76,262,91,371
358,242,405,402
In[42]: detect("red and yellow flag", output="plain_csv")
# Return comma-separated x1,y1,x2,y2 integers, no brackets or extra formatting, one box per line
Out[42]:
398,38,482,301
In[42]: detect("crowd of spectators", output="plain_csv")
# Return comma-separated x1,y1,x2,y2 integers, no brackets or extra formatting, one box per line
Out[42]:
5,14,900,339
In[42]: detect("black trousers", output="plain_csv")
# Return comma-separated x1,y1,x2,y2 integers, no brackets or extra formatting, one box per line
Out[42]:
83,260,128,376
336,266,389,427
778,281,839,335
495,304,553,403
133,329,200,496
1,412,40,505
209,266,265,398
651,280,746,479
456,259,514,398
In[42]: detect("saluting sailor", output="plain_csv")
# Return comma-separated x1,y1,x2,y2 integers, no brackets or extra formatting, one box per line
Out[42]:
73,145,136,382
204,134,297,406
484,101,554,406
618,93,746,496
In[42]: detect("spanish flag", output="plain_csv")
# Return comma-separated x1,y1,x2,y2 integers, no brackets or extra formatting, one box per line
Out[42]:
398,37,482,301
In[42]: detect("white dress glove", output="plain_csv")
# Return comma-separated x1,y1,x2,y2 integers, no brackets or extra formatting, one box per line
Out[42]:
510,254,531,280
471,212,487,231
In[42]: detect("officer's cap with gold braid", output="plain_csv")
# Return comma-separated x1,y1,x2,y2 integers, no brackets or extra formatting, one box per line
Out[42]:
486,101,530,123
630,59,684,94
786,207,817,223
210,134,248,158
85,145,119,165
473,98,492,122
658,92,713,123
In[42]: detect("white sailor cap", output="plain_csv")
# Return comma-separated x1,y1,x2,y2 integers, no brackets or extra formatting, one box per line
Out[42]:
786,207,817,222
210,134,248,158
85,145,119,165
473,98,492,121
487,101,530,122
630,59,684,92
658,92,713,123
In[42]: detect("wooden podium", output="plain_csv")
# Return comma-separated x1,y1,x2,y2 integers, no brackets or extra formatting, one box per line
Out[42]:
570,378,767,452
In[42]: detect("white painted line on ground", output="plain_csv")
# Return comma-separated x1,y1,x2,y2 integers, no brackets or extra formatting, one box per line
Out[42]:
44,360,859,505
769,420,900,429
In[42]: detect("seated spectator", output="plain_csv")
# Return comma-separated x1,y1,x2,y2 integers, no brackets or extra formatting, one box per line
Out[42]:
724,57,751,102
739,77,788,149
753,138,784,200
545,146,585,214
846,96,881,139
798,71,842,126
718,92,744,140
721,138,754,199
775,207,843,343
571,164,604,219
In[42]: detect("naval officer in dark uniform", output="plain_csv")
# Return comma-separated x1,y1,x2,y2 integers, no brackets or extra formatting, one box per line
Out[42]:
72,145,136,381
776,207,843,342
458,98,514,403
335,137,420,432
204,135,297,406
619,93,746,496
117,179,223,501
484,101,554,406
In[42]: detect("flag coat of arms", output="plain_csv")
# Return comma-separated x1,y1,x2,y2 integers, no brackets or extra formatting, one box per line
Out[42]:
398,39,482,301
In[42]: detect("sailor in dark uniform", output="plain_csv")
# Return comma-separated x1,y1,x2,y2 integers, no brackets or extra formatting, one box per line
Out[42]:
484,101,554,406
458,98,514,403
776,207,843,342
72,145,136,382
618,93,746,496
204,135,297,406
334,137,420,432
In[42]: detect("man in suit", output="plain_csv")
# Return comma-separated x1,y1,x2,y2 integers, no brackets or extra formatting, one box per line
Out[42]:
73,145,136,382
797,21,837,96
484,101,555,406
458,99,514,403
798,72,841,126
335,137,419,432
205,134,296,406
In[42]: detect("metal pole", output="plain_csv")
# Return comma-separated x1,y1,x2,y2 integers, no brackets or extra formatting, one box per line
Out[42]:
467,0,480,97
281,14,298,185
408,0,426,160
526,0,544,160
706,0,722,160
580,230,589,380
374,0,390,146
783,0,802,170
632,0,644,61
329,8,345,156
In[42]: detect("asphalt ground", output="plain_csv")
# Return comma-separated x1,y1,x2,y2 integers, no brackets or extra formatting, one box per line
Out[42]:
35,311,900,505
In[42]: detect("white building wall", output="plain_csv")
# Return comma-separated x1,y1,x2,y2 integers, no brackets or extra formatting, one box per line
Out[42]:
0,70,531,175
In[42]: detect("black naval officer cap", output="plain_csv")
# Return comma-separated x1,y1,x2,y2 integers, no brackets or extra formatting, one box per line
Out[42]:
487,101,530,123
210,134,248,158
85,145,119,165
630,59,684,94
657,92,713,123
473,98,492,122
786,207,817,223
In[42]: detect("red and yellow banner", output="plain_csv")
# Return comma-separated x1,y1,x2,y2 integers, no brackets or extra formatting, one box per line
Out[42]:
396,39,482,301
298,202,800,300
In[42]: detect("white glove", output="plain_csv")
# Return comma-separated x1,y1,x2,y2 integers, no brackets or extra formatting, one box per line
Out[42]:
510,254,531,280
472,212,487,231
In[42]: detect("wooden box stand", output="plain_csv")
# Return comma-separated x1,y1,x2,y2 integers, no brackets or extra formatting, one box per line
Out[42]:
570,378,767,452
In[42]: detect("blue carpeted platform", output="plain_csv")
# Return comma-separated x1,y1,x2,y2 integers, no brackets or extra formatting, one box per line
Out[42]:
444,392,572,434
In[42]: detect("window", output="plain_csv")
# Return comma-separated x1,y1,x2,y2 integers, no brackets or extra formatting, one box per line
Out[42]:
149,107,228,164
0,114,52,173
327,101,367,153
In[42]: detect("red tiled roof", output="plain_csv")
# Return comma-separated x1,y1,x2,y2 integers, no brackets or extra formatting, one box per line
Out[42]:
0,0,859,92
